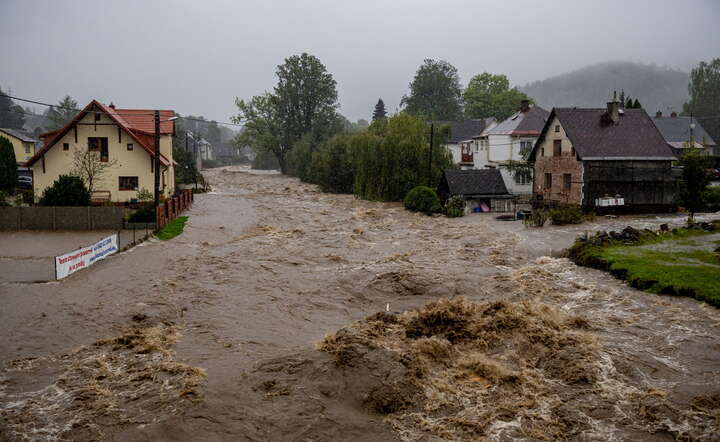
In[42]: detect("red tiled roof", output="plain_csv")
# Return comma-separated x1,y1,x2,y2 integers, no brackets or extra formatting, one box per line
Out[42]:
113,109,175,134
26,100,174,167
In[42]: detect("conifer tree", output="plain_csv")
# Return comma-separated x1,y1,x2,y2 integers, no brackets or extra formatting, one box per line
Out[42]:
633,98,641,109
372,99,387,121
0,136,18,193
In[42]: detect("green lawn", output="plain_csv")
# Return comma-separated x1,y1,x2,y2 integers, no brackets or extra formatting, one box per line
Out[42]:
594,232,720,306
156,216,188,241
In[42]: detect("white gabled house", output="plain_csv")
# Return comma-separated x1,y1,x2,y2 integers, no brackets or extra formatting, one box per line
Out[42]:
472,100,549,196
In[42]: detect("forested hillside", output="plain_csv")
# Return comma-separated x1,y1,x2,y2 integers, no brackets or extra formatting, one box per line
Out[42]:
520,61,689,113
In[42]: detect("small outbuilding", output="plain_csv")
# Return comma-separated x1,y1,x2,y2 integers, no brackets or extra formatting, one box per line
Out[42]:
438,169,513,213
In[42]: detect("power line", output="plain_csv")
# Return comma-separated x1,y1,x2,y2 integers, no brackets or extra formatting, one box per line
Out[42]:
0,93,243,127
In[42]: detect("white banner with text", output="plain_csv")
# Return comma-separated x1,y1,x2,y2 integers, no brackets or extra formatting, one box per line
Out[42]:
55,234,118,280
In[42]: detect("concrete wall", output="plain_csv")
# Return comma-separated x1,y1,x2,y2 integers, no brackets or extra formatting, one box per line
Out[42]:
0,206,125,230
30,111,174,203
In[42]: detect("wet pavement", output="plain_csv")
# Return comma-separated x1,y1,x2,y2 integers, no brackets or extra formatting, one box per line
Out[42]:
1,165,719,441
0,229,152,283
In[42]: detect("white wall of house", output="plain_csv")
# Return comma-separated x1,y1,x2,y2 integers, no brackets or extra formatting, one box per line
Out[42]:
446,142,460,164
472,134,537,195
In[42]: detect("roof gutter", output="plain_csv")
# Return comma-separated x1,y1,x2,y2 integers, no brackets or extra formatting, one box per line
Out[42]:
582,156,677,160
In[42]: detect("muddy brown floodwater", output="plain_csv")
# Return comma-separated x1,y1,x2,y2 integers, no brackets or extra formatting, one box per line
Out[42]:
1,165,719,441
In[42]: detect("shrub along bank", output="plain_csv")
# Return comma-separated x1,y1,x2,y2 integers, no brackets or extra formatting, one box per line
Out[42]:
285,114,453,202
566,222,720,306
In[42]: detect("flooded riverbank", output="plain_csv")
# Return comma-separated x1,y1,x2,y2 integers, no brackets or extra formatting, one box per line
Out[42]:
2,166,719,441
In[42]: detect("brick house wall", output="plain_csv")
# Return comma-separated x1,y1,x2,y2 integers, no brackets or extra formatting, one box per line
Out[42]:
533,116,584,204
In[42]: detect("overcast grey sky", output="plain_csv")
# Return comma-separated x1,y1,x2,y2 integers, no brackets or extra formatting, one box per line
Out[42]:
1,0,718,125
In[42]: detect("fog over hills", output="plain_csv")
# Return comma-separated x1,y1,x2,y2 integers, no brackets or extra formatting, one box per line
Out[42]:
519,61,690,114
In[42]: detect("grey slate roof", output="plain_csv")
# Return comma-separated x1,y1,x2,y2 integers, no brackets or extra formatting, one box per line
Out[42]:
652,116,716,146
0,128,38,143
486,105,550,136
447,119,492,143
443,169,509,197
532,108,676,160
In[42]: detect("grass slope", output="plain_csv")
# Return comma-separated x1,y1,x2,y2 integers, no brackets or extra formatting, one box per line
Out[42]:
577,230,720,306
157,216,188,241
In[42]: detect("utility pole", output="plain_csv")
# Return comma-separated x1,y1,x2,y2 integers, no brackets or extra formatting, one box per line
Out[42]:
427,123,434,186
194,136,198,190
154,110,161,208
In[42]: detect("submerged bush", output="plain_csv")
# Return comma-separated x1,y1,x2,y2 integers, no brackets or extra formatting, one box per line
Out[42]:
524,209,548,227
404,186,441,213
548,204,584,225
704,186,720,212
445,195,466,217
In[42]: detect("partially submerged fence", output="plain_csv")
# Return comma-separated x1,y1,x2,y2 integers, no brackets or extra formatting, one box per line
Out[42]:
0,206,125,230
156,189,194,229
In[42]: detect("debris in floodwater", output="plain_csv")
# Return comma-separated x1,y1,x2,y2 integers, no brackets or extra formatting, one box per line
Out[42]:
311,297,719,440
0,323,205,441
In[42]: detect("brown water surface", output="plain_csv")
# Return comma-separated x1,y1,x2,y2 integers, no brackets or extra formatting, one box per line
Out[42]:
1,166,719,441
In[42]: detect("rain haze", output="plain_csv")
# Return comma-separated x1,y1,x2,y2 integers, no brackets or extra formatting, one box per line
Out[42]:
4,1,720,441
1,0,719,122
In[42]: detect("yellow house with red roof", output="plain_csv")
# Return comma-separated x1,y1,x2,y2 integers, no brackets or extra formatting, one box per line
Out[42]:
26,100,175,203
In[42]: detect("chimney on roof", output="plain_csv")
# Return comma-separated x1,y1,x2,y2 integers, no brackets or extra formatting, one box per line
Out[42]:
109,102,115,109
520,99,530,113
670,111,677,118
656,110,662,118
606,99,620,124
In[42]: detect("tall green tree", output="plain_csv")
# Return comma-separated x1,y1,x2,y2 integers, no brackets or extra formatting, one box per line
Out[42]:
0,88,25,129
353,114,452,201
234,53,339,174
678,147,711,220
0,136,18,193
632,98,641,109
463,73,533,120
683,58,720,143
372,98,387,121
233,93,288,171
402,59,463,120
273,53,339,145
45,95,78,131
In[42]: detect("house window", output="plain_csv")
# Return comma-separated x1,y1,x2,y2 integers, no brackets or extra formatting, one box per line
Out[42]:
119,176,138,191
519,141,533,158
555,125,560,133
94,112,101,122
563,173,572,191
514,169,532,185
88,137,109,162
541,147,545,156
25,144,31,154
63,143,69,151
544,173,552,189
570,146,575,157
553,140,562,156
127,143,134,151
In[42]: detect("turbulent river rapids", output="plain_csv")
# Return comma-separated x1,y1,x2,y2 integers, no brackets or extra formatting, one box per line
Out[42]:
1,166,719,441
